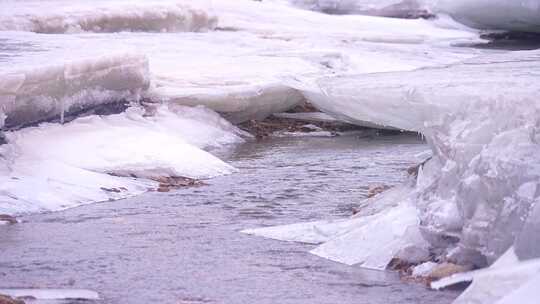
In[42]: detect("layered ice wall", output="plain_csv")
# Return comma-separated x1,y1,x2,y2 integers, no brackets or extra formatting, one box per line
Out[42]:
298,50,540,266
0,1,217,33
0,53,149,128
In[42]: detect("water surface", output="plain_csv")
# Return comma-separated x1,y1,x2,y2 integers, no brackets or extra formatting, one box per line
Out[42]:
0,134,459,304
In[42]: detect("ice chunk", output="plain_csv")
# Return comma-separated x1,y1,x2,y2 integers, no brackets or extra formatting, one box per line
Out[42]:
150,83,304,123
0,1,217,33
432,248,540,304
289,0,428,18
245,186,428,270
0,105,244,215
273,112,341,123
0,289,99,300
412,261,438,277
311,201,426,268
429,0,540,33
243,218,370,245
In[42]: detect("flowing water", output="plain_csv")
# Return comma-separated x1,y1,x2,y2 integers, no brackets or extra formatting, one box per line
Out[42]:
0,133,460,304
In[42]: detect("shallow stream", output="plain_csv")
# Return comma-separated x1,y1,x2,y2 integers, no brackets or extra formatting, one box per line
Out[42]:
0,134,460,304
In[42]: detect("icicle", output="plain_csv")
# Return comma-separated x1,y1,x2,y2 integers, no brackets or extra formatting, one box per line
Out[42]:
59,98,65,124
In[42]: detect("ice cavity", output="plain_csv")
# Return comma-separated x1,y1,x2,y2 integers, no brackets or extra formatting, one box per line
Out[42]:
428,0,540,33
0,52,150,129
293,50,540,266
0,1,217,33
0,105,245,215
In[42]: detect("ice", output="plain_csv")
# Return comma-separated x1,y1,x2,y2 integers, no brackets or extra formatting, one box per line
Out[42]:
273,112,341,123
288,0,428,18
431,248,540,304
244,186,429,270
0,105,245,215
496,273,540,304
290,49,540,267
243,218,369,245
310,200,427,268
1,0,485,127
0,49,149,128
412,261,438,277
247,48,539,274
0,1,217,33
0,289,99,300
429,0,540,33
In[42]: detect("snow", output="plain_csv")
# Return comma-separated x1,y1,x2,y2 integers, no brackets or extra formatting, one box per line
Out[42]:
0,1,217,33
0,105,245,215
0,289,99,300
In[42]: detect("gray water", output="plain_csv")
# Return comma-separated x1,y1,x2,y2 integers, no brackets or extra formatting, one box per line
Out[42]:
0,134,459,304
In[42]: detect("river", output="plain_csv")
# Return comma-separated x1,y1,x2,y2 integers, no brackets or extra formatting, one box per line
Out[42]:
0,133,460,304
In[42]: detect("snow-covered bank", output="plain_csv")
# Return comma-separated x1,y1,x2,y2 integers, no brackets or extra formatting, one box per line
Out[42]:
0,105,246,215
0,1,217,33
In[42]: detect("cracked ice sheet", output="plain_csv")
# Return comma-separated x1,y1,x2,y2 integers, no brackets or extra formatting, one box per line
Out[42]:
0,105,245,215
